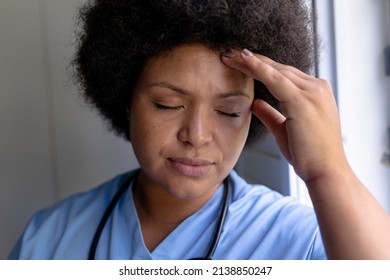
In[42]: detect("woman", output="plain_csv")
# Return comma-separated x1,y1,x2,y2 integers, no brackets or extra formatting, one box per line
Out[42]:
9,0,390,259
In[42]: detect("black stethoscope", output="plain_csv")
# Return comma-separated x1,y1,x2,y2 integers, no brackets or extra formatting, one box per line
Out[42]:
88,170,231,260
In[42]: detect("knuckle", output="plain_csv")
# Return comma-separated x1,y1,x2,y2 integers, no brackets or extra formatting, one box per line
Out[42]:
306,78,332,96
269,68,285,82
279,68,295,78
317,79,332,92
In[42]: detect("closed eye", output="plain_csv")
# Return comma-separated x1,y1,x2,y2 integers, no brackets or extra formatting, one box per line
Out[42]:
155,103,240,117
154,103,183,110
216,110,241,118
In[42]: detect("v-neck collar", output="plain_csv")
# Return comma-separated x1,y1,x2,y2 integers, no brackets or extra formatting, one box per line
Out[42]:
115,180,225,259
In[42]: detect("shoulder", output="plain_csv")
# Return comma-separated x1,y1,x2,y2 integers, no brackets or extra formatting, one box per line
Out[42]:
33,170,133,225
9,170,137,259
229,170,317,229
229,169,297,210
224,170,325,259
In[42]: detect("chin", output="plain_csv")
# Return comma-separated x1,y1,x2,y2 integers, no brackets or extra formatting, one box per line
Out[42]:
163,175,222,201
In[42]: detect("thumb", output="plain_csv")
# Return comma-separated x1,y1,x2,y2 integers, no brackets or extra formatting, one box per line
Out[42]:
251,99,285,134
252,99,291,163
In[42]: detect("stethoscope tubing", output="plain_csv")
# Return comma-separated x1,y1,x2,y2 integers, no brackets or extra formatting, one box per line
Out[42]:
88,170,230,260
189,176,229,260
88,172,137,260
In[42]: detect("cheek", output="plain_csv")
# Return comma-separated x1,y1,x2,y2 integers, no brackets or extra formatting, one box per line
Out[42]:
218,112,252,158
131,118,157,148
226,110,252,135
129,107,177,163
130,109,157,156
236,113,252,145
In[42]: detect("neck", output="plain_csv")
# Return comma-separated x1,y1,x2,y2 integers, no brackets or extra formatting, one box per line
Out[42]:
133,170,220,225
132,170,221,251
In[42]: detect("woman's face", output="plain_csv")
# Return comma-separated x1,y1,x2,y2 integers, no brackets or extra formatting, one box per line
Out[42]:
129,44,254,200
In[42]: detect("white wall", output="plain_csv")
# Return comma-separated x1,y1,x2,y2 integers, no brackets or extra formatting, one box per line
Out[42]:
0,0,55,259
41,0,139,199
1,0,389,260
333,0,390,213
0,0,139,259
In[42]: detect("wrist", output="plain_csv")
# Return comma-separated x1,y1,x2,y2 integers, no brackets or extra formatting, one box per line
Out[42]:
304,160,356,192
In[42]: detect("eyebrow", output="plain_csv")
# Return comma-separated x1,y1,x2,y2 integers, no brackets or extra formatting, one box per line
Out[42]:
149,81,250,99
149,82,188,95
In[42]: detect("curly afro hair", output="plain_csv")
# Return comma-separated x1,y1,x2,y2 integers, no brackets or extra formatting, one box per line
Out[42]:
73,0,316,145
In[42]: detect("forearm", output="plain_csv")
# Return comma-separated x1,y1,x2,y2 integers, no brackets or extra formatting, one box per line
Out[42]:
307,165,390,259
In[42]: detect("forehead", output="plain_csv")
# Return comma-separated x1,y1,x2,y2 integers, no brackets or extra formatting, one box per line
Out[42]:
136,44,254,96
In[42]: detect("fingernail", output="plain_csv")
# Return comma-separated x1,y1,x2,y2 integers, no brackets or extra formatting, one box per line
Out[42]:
242,48,253,57
221,51,236,58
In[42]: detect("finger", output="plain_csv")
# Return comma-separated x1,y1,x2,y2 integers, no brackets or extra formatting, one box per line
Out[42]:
251,99,291,162
222,49,305,102
250,53,328,95
251,99,286,135
255,54,311,81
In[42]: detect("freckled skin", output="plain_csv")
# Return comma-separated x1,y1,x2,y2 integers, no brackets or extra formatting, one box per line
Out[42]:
129,44,254,203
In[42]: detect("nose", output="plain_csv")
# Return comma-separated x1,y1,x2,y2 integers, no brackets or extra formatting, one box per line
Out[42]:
178,107,213,147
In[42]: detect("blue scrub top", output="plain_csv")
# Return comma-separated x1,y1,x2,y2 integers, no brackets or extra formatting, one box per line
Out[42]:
9,170,326,259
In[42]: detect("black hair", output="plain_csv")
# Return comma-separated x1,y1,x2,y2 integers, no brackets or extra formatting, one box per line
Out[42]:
73,0,316,145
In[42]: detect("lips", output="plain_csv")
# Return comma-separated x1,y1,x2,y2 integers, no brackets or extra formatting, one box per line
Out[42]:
168,157,213,177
